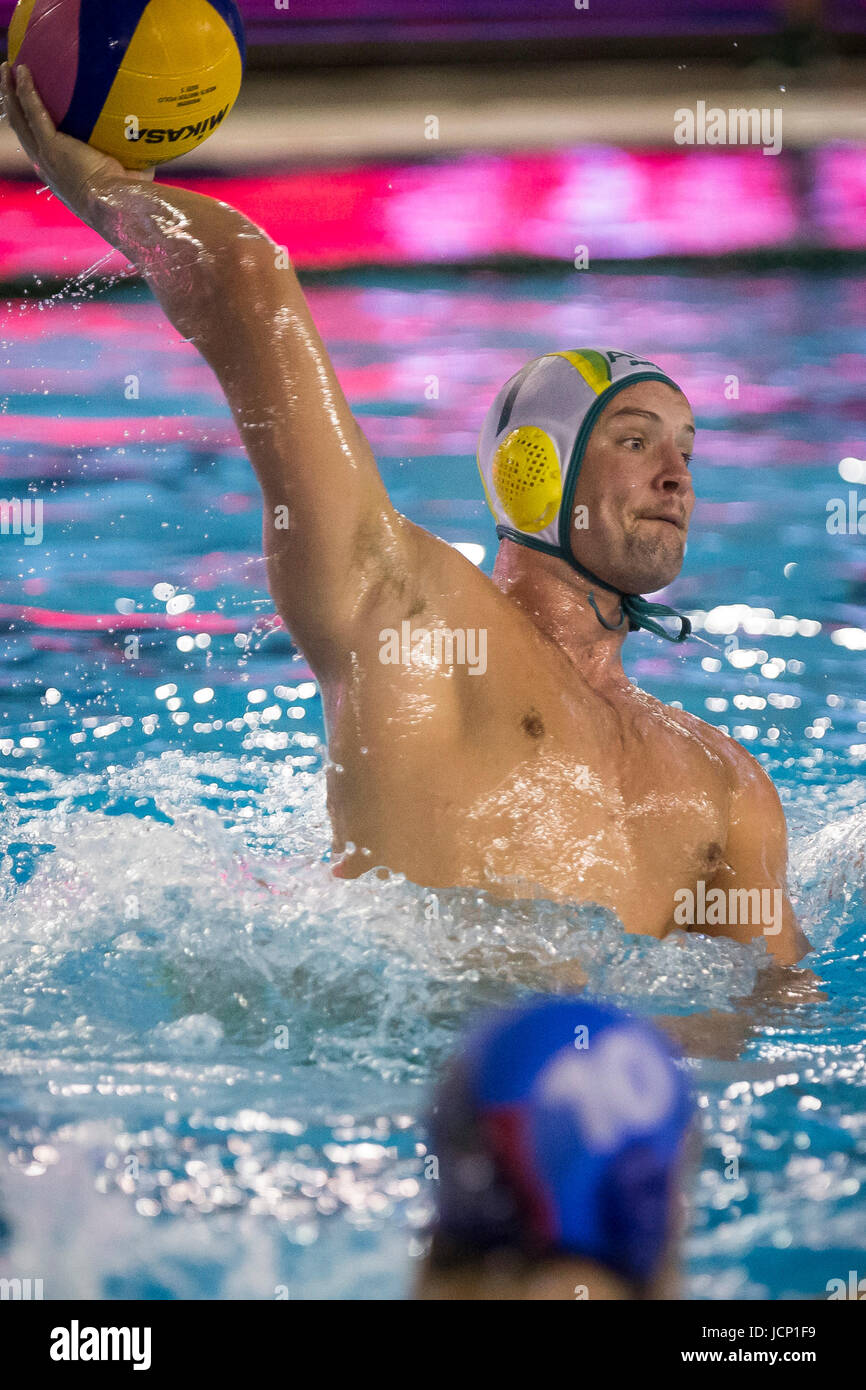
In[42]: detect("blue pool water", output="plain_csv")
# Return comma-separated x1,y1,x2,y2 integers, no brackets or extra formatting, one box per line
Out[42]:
1,265,865,1299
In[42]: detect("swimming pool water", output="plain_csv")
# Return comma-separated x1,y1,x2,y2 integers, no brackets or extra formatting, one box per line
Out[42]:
1,265,865,1299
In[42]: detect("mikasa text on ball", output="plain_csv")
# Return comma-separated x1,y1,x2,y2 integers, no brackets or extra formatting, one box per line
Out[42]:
8,0,246,169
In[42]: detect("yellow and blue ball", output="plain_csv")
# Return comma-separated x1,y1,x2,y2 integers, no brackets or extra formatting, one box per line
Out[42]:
8,0,246,169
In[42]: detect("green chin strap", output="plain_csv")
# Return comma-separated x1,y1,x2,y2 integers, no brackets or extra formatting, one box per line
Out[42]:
494,528,693,644
588,586,692,643
574,557,692,644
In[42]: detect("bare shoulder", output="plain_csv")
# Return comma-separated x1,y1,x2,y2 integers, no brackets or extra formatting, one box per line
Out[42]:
659,697,809,963
373,522,576,732
398,519,542,637
663,699,785,820
402,520,505,605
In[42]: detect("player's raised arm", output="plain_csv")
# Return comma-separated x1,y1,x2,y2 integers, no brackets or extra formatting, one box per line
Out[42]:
184,232,408,678
1,62,410,678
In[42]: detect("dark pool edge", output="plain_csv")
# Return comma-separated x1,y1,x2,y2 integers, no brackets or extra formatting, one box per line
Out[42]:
4,246,866,298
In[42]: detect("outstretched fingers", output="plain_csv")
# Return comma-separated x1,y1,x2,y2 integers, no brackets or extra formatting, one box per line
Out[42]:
3,60,157,186
0,63,40,165
13,64,58,144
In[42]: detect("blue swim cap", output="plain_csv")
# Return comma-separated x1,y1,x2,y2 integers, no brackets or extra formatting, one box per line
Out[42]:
428,997,694,1285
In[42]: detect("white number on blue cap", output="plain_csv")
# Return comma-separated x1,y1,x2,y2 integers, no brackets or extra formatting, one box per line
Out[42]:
538,1028,677,1151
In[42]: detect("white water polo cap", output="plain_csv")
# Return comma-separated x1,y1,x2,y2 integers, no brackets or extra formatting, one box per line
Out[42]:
476,348,692,642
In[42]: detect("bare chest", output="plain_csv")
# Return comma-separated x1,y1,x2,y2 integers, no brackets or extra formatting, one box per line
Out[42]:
326,659,731,930
447,684,731,921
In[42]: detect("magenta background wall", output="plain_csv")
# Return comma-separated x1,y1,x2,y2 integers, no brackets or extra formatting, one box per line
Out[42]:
2,145,865,281
3,1,864,47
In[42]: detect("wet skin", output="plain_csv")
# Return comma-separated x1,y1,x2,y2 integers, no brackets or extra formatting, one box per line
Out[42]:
1,63,810,965
322,382,805,965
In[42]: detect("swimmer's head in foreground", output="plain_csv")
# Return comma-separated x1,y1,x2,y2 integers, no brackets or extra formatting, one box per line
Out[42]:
415,997,694,1301
477,349,696,642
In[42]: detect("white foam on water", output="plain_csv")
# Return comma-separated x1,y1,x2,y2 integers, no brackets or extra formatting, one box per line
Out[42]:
0,751,863,1299
0,752,781,1077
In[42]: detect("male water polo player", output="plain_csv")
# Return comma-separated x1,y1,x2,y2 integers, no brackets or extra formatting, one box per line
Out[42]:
2,64,810,965
415,997,694,1300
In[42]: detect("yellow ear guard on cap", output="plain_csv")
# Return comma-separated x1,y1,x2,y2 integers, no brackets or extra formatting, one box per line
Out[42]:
492,426,562,534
